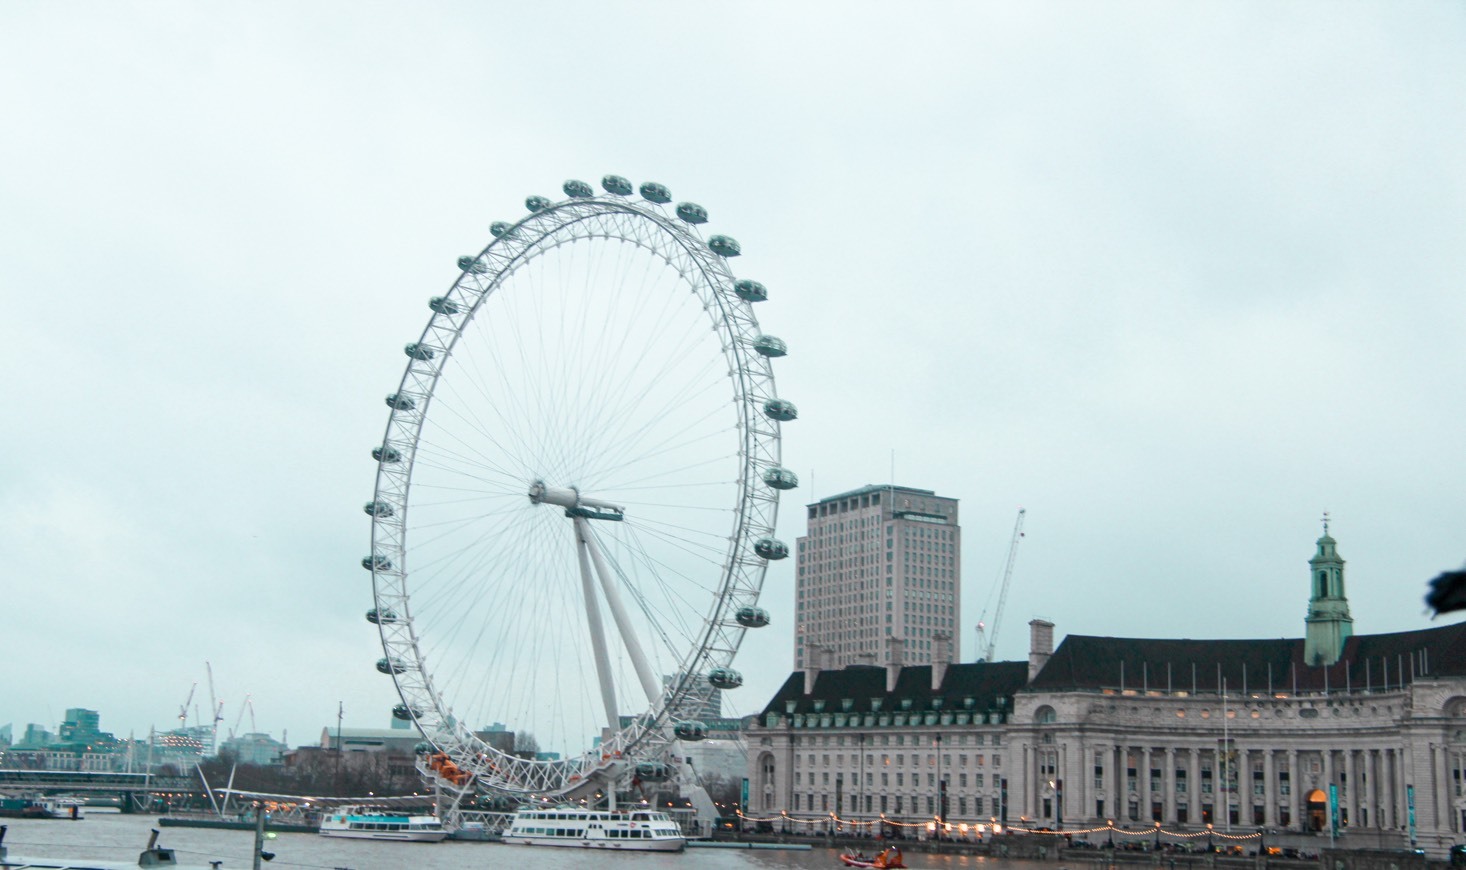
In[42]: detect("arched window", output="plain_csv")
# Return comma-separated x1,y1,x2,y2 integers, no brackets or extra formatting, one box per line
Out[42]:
1035,705,1057,724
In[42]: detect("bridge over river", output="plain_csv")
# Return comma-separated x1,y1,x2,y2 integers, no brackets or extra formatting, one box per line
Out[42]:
0,768,202,812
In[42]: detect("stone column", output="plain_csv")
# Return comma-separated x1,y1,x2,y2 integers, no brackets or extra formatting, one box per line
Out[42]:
1344,749,1357,828
1110,744,1121,822
1164,747,1177,823
1026,739,1037,821
1190,747,1201,826
1383,745,1395,827
1263,747,1272,826
1396,747,1408,831
1369,749,1381,829
1142,747,1153,822
1061,742,1070,825
1435,743,1449,832
1236,746,1250,826
1287,749,1299,830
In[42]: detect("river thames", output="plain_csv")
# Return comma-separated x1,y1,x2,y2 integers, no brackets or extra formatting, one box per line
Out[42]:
0,813,1052,870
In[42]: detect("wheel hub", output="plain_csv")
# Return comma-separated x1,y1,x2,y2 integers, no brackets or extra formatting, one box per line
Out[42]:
528,480,626,521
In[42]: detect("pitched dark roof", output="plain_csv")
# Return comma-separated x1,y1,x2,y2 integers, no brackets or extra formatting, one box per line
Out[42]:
757,661,1030,717
1028,621,1466,694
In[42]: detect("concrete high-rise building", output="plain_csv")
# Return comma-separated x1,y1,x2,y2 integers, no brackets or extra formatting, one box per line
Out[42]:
795,484,960,669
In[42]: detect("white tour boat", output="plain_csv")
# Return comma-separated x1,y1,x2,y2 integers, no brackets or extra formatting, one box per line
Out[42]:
317,805,448,842
503,806,687,851
39,796,86,819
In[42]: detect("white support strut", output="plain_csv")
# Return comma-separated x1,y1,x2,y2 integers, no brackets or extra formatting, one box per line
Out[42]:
574,521,620,732
578,517,664,708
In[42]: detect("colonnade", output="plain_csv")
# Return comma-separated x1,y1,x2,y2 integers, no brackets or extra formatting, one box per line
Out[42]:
1020,741,1422,833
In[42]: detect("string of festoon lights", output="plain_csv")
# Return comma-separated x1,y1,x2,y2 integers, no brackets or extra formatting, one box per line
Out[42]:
734,811,1264,843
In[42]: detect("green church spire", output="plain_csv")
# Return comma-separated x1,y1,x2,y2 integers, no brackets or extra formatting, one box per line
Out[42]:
1304,511,1353,667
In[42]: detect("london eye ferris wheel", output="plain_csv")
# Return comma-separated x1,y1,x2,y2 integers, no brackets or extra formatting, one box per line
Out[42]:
362,175,796,800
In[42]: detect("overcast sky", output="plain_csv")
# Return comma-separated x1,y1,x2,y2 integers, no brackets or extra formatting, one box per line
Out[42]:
2,2,1463,750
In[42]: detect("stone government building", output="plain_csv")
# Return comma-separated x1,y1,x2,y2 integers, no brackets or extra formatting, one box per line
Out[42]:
746,528,1466,852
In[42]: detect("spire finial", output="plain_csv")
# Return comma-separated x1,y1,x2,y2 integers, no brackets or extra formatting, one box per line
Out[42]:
1322,510,1330,536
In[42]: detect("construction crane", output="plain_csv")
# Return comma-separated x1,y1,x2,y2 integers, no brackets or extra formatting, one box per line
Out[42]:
176,681,198,730
229,695,255,738
205,662,225,754
975,508,1026,663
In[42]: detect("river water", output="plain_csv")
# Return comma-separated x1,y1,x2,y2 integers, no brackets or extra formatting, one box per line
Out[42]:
0,813,1051,870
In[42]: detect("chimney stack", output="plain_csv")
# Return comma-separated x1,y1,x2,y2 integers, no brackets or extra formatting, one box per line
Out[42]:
885,635,905,693
804,642,822,695
1028,619,1055,682
932,631,953,690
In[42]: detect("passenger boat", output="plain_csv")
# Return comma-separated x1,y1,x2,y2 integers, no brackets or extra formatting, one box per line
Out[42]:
839,846,905,868
39,796,86,819
317,805,448,842
502,806,687,851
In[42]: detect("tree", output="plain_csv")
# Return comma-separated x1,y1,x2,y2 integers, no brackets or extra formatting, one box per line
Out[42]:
513,732,540,758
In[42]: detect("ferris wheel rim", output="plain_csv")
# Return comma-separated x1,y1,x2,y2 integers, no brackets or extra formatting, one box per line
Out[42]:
364,184,789,797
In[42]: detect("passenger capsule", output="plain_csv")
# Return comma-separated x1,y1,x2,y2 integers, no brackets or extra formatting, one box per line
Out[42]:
602,175,634,196
754,537,789,560
675,202,708,224
414,741,433,755
752,335,787,358
372,446,402,464
639,182,672,204
490,221,513,238
708,235,741,257
404,343,435,361
376,657,407,675
363,501,395,518
457,256,488,274
391,704,421,722
429,296,460,315
361,554,392,571
385,393,415,411
762,466,799,490
366,607,398,625
525,195,552,212
708,668,743,690
563,179,594,198
763,398,798,422
736,606,770,628
673,721,708,741
635,761,671,782
733,279,767,303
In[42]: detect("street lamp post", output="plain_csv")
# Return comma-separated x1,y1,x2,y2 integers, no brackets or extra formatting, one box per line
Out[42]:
1154,820,1162,850
1107,819,1115,849
1207,822,1214,852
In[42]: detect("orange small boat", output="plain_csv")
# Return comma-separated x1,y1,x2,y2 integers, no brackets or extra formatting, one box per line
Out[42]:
839,846,905,868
